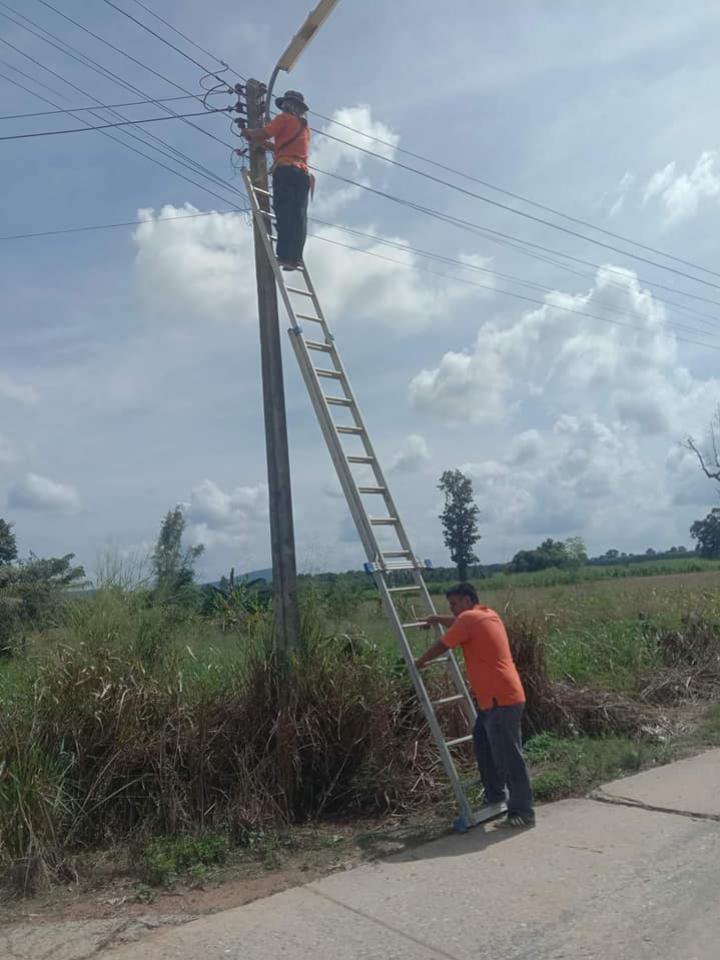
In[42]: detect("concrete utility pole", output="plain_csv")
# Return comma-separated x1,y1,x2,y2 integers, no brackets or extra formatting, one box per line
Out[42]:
246,78,301,664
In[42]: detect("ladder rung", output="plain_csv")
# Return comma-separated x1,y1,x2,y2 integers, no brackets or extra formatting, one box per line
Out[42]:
325,397,354,407
358,485,385,493
315,368,344,379
337,426,365,436
370,517,398,525
401,620,428,629
296,313,324,323
432,694,466,707
305,340,333,352
382,550,412,558
445,734,473,748
388,585,421,593
286,287,314,297
252,186,271,195
347,456,374,464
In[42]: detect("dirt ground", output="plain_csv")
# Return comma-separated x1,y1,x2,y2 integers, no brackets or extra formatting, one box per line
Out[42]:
0,814,448,933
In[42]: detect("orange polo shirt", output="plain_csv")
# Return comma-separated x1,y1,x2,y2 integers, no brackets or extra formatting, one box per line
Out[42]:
262,114,310,171
441,605,525,710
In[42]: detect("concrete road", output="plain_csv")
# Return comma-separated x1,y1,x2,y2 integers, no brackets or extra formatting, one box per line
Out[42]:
101,750,720,960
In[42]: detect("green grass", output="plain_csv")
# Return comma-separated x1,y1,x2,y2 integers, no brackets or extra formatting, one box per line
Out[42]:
425,557,720,595
137,833,229,886
525,731,672,800
2,569,720,894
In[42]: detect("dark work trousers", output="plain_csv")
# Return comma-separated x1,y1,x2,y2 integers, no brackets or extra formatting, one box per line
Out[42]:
473,702,535,819
272,164,310,264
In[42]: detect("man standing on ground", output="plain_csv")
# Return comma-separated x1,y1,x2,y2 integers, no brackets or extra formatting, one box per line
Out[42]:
415,582,535,828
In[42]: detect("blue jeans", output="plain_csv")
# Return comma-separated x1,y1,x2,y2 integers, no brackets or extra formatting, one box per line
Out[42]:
272,164,310,264
473,702,534,819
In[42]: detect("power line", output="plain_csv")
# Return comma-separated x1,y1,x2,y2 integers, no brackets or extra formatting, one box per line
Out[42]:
15,0,232,149
127,0,238,74
310,110,720,281
7,8,720,333
309,164,720,305
99,0,229,80
0,16,245,206
106,4,715,282
308,217,720,333
306,232,720,352
0,93,208,121
0,109,228,141
89,0,720,288
311,130,720,289
4,197,719,346
0,209,247,241
1,69,245,211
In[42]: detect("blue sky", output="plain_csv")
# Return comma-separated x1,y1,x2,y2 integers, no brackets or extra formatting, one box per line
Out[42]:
2,0,720,581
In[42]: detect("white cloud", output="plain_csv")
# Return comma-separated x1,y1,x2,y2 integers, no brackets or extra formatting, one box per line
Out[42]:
133,205,256,326
184,479,268,548
389,433,430,472
8,473,81,513
409,264,714,432
462,413,649,539
411,265,720,551
132,202,492,339
643,151,720,222
312,105,399,176
0,373,38,405
311,105,399,215
605,171,635,218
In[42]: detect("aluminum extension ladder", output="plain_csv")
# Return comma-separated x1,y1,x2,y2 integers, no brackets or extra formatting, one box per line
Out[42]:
243,170,505,831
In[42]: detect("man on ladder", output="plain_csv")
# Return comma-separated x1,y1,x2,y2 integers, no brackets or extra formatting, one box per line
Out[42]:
416,582,536,829
242,89,312,271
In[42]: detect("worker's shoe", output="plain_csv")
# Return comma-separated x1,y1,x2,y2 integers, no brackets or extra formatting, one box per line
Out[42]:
499,812,535,829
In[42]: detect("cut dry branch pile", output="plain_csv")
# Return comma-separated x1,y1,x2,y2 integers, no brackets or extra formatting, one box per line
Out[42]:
507,614,657,737
640,614,720,705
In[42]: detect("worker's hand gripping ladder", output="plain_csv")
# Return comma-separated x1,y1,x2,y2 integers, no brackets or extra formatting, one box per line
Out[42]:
242,170,505,831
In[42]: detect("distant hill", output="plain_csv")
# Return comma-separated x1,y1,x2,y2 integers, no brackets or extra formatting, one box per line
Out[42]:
241,568,272,582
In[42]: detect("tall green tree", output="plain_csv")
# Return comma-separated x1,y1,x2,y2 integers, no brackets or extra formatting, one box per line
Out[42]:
690,508,720,558
151,507,204,601
0,518,17,565
438,469,480,581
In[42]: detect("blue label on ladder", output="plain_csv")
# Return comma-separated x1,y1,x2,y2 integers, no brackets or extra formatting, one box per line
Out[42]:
364,562,378,575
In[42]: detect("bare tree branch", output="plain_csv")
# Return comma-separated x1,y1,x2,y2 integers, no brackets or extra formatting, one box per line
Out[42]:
684,405,720,484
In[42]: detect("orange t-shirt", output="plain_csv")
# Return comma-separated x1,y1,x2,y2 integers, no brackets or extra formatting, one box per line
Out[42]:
441,605,525,710
262,114,310,171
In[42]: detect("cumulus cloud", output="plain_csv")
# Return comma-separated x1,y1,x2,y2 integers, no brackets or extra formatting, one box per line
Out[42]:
0,372,38,405
312,105,399,175
133,201,492,338
389,433,430,472
133,205,256,326
311,105,399,216
184,479,268,548
410,264,720,550
8,473,81,513
409,264,716,432
462,413,648,538
643,151,720,222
